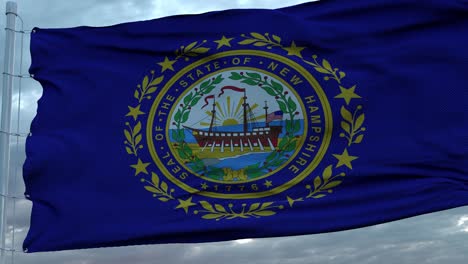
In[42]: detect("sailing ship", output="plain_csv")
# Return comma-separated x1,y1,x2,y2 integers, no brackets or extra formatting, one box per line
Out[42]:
183,89,283,153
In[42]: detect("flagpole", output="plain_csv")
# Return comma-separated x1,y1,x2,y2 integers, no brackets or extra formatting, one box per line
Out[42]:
1,1,17,259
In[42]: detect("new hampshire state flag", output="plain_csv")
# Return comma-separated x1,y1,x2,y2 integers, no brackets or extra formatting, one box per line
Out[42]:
24,0,468,252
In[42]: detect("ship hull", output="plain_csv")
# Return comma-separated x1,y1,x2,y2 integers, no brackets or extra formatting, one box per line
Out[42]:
184,126,283,152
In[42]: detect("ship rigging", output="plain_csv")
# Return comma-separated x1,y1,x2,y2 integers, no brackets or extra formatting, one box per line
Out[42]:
183,86,283,153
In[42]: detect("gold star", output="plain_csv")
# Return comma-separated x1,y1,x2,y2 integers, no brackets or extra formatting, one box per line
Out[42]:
214,35,234,49
263,180,273,188
126,104,145,120
175,196,196,214
157,56,176,72
333,149,358,169
334,85,362,105
130,159,150,176
283,41,305,58
200,182,209,190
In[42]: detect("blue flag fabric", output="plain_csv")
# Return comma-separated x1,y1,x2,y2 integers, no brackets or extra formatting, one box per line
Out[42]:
24,0,468,252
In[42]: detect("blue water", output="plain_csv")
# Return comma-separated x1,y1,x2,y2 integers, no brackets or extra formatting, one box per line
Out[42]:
211,152,272,170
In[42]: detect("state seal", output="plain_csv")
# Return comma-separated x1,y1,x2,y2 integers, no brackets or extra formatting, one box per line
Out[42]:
124,33,366,220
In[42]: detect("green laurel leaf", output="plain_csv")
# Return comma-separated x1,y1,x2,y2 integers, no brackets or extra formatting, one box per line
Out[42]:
355,114,365,130
341,121,351,134
124,130,132,143
125,147,132,154
229,72,243,80
199,201,215,212
272,34,281,43
253,42,268,47
174,110,182,122
149,76,164,86
202,214,222,219
293,120,300,133
151,172,160,186
204,86,216,94
160,181,168,193
322,59,332,71
253,210,276,216
147,87,157,94
177,148,189,159
213,75,224,84
323,165,333,182
271,80,283,93
278,138,288,149
134,90,140,100
250,32,268,41
354,134,364,143
285,120,293,132
287,97,297,112
134,122,142,135
340,106,353,123
241,79,259,85
249,203,260,211
339,71,346,79
177,129,185,141
144,186,158,193
182,143,193,156
159,197,169,202
324,181,342,190
246,72,261,79
313,176,322,189
312,194,326,199
192,47,210,53
184,41,198,52
184,92,193,105
260,202,274,210
262,86,277,96
171,130,181,141
190,96,202,107
238,39,258,45
278,101,288,113
181,111,190,123
200,79,211,89
214,204,227,213
142,76,149,89
135,134,142,145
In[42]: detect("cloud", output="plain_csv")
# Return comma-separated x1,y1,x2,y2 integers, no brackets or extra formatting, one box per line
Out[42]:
0,1,466,264
456,215,468,232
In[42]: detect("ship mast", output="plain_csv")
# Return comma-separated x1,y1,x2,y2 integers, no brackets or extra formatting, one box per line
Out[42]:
208,97,216,133
264,101,269,127
242,90,248,133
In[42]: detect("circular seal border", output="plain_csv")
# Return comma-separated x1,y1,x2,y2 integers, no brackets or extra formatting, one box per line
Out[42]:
123,32,366,220
146,50,332,199
164,66,310,184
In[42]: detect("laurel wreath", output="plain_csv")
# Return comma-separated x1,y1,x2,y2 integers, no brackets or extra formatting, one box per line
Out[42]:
175,40,211,61
142,173,175,202
123,32,366,220
194,201,284,220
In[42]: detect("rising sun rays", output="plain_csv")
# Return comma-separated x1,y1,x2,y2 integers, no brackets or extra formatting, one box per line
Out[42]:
200,96,263,127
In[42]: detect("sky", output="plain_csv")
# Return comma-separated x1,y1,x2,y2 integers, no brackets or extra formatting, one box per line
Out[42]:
0,0,467,263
